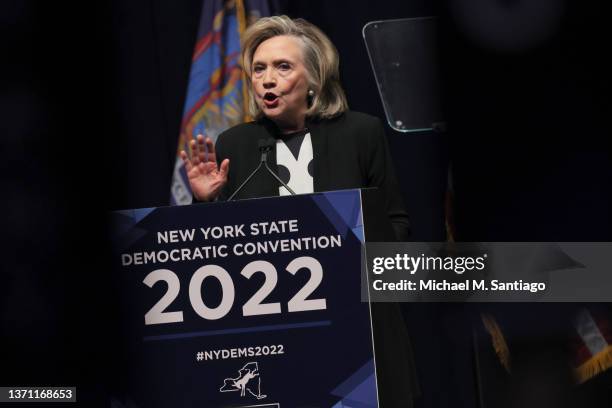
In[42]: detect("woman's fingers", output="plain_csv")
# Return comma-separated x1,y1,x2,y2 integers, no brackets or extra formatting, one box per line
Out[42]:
219,158,230,179
180,150,192,172
189,139,200,166
196,134,207,163
205,137,216,163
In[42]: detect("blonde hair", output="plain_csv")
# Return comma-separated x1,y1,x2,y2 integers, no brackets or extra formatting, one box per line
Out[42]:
241,15,348,120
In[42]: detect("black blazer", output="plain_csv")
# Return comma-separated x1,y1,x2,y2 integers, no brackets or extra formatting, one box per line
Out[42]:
216,110,410,240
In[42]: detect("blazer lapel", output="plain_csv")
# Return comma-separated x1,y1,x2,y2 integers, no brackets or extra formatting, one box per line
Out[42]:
308,119,330,193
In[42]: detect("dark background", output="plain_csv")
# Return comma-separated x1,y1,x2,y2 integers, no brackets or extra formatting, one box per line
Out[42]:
1,0,611,406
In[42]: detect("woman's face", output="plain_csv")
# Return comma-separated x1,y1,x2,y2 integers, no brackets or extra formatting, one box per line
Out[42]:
251,35,310,130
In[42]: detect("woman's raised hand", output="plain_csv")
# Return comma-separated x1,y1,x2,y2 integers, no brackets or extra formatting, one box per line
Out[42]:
180,135,229,202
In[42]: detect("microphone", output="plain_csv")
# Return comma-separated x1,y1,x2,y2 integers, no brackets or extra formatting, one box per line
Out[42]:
257,138,275,163
259,138,296,196
227,138,296,201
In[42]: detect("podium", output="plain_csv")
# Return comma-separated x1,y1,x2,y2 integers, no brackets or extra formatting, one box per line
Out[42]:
109,189,414,407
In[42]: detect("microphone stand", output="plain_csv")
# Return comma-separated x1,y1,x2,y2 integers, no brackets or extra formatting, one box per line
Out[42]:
227,139,296,201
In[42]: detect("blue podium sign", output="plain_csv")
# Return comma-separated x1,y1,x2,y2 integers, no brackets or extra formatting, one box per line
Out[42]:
110,189,378,407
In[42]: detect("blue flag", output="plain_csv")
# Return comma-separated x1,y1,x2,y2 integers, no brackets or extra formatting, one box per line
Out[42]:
171,0,271,205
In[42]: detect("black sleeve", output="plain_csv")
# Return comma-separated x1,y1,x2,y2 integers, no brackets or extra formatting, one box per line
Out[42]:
366,118,411,241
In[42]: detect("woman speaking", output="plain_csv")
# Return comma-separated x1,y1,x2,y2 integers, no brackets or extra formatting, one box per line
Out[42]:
180,15,410,242
181,15,418,407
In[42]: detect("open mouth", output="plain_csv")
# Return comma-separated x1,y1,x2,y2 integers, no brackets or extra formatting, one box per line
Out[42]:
263,92,279,106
